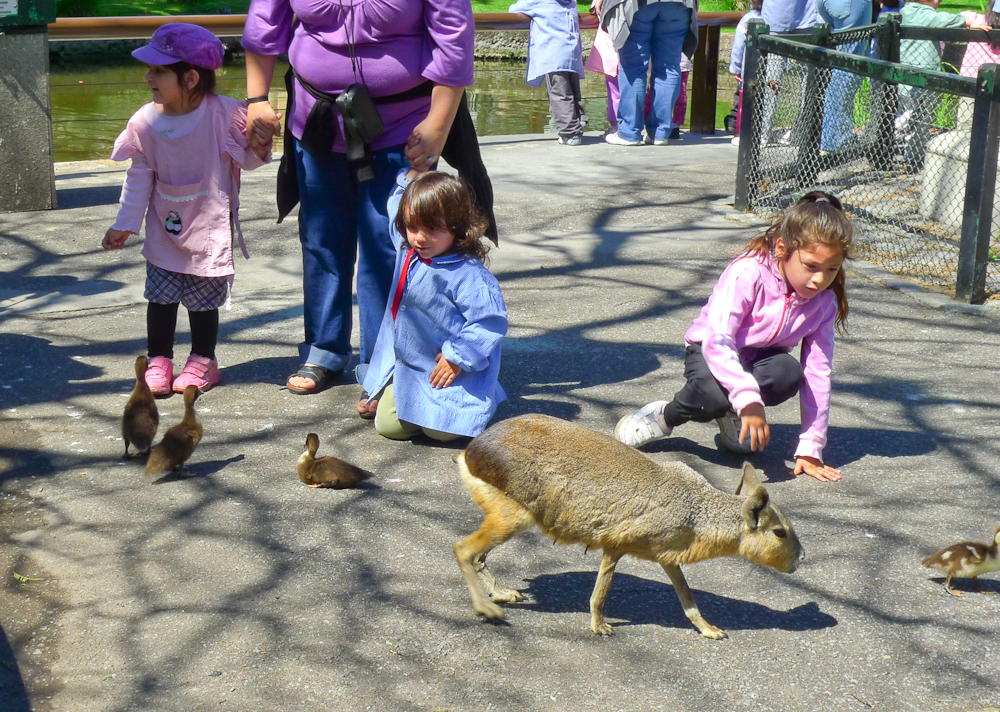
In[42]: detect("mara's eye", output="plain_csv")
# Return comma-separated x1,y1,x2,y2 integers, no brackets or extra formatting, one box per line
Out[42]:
773,528,787,539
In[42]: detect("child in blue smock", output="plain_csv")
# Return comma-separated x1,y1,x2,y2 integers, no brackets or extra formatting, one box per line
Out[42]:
510,0,587,145
361,169,508,441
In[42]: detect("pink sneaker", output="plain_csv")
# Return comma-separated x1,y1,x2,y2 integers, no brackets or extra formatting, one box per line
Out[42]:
145,356,173,396
172,354,220,393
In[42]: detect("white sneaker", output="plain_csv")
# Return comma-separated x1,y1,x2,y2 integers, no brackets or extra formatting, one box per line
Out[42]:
558,135,582,146
716,411,753,454
643,134,669,146
605,132,642,146
731,136,740,147
614,401,672,448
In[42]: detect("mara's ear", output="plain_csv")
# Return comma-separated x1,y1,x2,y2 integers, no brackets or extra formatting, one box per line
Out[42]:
741,485,771,531
735,461,763,495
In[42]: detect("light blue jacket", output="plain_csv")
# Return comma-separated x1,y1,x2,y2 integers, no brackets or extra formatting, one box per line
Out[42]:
816,0,872,31
509,0,584,87
730,9,763,75
362,170,508,437
761,0,820,32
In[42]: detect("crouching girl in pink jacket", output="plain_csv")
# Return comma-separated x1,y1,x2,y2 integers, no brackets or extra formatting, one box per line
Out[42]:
614,192,853,482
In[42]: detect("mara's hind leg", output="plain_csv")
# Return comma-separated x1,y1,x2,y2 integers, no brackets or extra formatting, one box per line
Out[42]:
473,552,525,603
590,551,623,635
454,492,534,620
662,564,727,640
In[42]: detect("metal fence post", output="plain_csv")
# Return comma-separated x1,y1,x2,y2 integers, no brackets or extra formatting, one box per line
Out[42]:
735,20,767,212
870,14,898,172
956,64,1000,304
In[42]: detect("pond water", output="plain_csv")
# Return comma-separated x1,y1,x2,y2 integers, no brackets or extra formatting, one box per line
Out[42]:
50,58,736,162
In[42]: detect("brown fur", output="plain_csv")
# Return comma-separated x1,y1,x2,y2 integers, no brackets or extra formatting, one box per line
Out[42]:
122,355,158,457
453,414,804,639
145,385,202,475
297,433,373,489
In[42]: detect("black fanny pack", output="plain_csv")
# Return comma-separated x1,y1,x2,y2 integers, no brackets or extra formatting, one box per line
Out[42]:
293,68,432,182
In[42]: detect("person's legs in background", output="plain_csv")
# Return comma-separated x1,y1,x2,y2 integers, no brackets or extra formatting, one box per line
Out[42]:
645,1,690,142
545,71,585,143
614,5,655,143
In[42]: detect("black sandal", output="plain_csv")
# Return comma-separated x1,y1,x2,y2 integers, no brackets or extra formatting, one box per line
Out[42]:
287,364,338,395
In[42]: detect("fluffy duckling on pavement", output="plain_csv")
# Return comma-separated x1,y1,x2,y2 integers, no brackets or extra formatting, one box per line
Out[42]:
122,355,158,458
298,433,373,489
145,385,202,476
922,525,1000,596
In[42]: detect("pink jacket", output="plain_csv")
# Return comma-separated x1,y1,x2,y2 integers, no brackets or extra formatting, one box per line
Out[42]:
111,94,268,278
685,252,837,461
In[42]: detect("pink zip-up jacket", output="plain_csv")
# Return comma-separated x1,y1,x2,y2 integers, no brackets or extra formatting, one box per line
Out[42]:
684,252,837,462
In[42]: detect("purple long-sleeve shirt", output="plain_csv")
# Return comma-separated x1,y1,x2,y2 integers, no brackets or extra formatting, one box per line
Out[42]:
242,0,475,152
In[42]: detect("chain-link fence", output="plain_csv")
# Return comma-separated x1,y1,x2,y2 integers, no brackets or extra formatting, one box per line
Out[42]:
735,15,1000,304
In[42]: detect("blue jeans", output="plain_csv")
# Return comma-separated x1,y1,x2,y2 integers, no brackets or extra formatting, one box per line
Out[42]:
816,1,871,151
616,1,691,142
293,138,406,373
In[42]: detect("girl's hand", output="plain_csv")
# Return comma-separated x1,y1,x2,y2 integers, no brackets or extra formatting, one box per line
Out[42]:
793,456,842,482
405,124,447,173
246,101,282,145
429,353,461,389
102,228,133,250
739,403,769,451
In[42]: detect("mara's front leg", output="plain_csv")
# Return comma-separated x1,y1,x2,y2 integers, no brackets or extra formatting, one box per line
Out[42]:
589,551,622,635
661,564,727,640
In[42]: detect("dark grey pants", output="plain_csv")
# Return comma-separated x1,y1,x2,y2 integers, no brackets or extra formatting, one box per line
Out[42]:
663,344,804,427
545,71,586,139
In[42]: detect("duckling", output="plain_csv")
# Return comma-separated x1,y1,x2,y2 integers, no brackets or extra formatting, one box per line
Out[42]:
145,385,202,476
122,355,158,458
922,525,1000,596
298,433,373,489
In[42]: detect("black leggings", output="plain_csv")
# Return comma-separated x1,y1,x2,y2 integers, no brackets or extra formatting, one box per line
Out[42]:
663,344,804,427
147,302,219,361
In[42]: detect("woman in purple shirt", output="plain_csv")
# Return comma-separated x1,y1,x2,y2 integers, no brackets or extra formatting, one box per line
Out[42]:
241,0,475,401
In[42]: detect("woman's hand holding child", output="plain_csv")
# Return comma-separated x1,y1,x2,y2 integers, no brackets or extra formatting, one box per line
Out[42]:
793,456,842,482
102,228,134,250
429,352,461,389
739,403,769,451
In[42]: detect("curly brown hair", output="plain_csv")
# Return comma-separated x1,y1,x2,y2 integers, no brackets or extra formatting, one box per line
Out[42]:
741,191,853,333
395,172,490,263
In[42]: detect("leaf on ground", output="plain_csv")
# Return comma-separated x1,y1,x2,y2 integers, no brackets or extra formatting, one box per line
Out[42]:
13,572,43,583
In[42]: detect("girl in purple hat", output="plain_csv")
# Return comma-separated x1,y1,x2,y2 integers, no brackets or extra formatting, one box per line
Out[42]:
102,23,272,396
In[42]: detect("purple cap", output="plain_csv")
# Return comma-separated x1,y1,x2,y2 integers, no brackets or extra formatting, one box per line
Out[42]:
132,23,224,71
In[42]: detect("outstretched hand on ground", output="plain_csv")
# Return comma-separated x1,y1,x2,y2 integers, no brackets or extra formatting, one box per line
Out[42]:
793,456,841,482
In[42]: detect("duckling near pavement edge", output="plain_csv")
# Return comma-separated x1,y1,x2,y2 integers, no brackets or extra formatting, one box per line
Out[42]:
922,525,1000,596
298,433,373,489
122,355,158,458
145,385,202,476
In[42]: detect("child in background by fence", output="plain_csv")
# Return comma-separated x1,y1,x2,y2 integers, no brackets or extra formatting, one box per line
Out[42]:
360,169,507,442
510,0,588,145
898,0,987,169
614,192,853,483
585,19,620,136
102,23,271,395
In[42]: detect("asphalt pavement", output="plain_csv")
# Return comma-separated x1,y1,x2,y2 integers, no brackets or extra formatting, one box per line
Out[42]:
2,131,1000,712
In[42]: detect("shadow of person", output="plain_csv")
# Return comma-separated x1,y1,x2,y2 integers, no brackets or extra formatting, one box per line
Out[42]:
519,571,837,634
0,335,104,410
645,423,940,483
